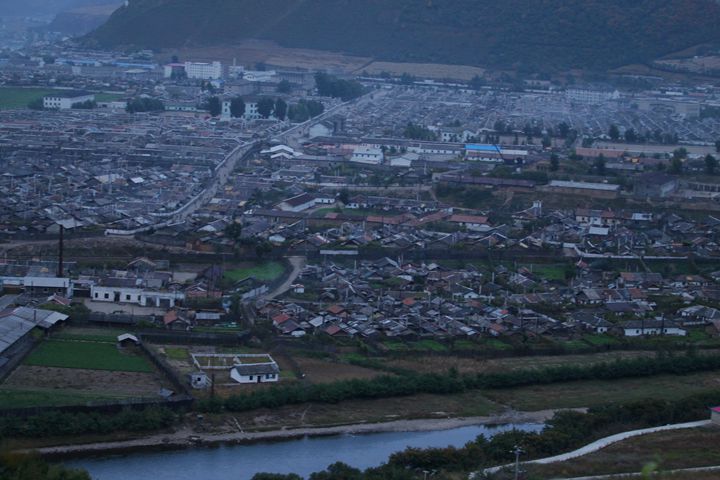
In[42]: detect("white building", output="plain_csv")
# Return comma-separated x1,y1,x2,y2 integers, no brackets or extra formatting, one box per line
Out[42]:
90,285,184,308
230,362,280,384
350,146,384,165
566,87,620,105
621,320,687,337
184,61,223,80
43,91,95,110
276,193,318,212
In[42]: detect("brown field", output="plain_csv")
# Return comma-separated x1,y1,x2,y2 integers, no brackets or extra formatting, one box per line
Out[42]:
294,356,381,384
526,426,720,479
162,40,371,73
485,370,720,411
3,365,168,397
357,61,486,81
382,351,656,375
202,389,501,432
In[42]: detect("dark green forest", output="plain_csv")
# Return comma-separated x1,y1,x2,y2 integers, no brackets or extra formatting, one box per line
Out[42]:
88,0,720,71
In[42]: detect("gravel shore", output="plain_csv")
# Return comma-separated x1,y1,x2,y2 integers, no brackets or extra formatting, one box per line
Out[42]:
28,409,559,459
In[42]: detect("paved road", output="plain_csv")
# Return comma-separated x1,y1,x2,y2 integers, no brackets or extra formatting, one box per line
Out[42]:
478,420,711,477
258,256,307,301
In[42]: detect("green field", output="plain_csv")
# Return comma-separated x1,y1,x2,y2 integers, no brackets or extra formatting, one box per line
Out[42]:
24,340,153,373
0,388,122,408
0,87,56,110
95,92,124,102
223,261,285,282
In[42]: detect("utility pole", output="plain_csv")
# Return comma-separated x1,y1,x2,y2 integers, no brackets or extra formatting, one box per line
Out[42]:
512,445,524,480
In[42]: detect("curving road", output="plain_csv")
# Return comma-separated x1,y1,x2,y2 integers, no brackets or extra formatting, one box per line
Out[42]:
477,420,711,477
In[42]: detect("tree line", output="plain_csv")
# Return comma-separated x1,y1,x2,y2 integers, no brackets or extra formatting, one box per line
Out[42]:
0,407,175,439
197,351,720,413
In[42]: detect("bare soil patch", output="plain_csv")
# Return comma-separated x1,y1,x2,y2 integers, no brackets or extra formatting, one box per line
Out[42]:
3,365,168,397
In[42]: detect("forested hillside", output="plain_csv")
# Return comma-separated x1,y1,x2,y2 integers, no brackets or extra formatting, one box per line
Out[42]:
88,0,720,71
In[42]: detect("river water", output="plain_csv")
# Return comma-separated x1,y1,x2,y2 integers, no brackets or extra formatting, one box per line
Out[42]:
68,423,543,480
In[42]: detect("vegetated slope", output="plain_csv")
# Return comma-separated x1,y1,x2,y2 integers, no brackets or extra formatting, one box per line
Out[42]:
88,0,720,71
47,3,120,35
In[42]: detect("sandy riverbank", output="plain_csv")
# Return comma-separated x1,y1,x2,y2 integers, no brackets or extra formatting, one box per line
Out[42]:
27,409,560,459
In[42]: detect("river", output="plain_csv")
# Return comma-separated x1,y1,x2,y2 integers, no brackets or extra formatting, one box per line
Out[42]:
67,423,542,480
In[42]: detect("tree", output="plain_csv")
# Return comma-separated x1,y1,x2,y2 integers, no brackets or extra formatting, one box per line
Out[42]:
705,154,718,175
252,474,302,480
229,97,245,118
126,97,165,113
225,221,243,241
624,128,637,143
305,100,324,117
0,454,91,480
557,121,570,138
404,123,437,141
27,98,44,110
276,80,292,93
550,154,559,172
274,98,288,121
593,154,606,175
207,96,222,117
715,139,720,153
257,97,275,118
670,156,683,174
608,124,620,141
468,74,485,90
399,73,415,85
314,73,364,100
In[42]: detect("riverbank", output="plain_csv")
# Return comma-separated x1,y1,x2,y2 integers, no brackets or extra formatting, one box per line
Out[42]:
25,409,559,459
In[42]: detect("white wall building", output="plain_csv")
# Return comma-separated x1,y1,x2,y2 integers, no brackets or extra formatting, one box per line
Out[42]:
90,285,184,308
184,61,223,80
230,363,280,384
43,91,95,110
350,146,384,165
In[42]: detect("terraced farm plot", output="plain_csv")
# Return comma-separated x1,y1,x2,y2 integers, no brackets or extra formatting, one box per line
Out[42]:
24,339,153,373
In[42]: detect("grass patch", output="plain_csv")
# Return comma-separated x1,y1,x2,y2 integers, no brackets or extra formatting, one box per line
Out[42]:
483,338,513,350
484,370,720,410
382,341,410,352
582,334,621,346
0,87,56,109
561,339,591,351
0,388,123,408
164,347,188,361
409,340,448,352
94,92,124,102
25,340,153,373
525,263,570,281
52,332,119,343
223,261,285,282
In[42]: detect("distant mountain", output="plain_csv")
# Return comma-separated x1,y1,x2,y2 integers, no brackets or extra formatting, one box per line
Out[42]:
47,3,120,36
87,0,720,71
5,0,114,17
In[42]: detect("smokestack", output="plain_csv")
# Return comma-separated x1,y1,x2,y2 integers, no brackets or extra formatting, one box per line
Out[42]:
58,225,64,278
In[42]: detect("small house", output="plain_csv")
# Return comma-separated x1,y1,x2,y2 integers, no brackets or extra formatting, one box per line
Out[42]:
230,363,280,384
117,333,140,347
189,372,212,389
